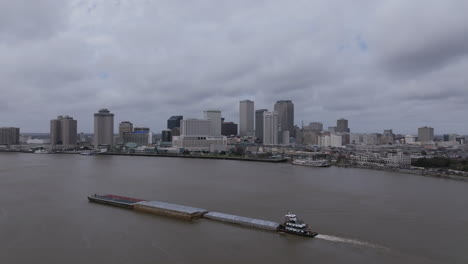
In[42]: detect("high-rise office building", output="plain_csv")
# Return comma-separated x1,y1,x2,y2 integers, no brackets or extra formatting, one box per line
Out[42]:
50,118,62,145
308,122,323,131
119,121,133,140
204,110,222,136
0,127,20,145
167,116,183,130
418,127,434,142
181,119,211,136
263,111,278,145
239,100,254,136
274,100,294,140
161,129,172,143
50,115,77,146
255,109,267,140
94,109,114,148
336,118,350,133
221,122,238,136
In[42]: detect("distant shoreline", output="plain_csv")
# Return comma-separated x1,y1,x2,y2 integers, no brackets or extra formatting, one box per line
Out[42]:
335,164,468,182
1,150,467,181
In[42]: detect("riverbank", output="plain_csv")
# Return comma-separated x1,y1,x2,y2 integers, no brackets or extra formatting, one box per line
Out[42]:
335,163,468,182
102,152,288,163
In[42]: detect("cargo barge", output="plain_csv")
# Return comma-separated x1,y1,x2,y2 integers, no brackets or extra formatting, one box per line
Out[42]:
87,194,146,209
134,201,208,220
87,194,318,237
204,212,280,231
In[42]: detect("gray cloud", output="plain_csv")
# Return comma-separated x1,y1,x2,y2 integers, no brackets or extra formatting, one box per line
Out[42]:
0,0,466,135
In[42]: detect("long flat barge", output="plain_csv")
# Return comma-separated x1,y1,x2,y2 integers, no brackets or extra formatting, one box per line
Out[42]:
87,194,146,209
88,194,317,237
204,212,280,231
134,200,208,220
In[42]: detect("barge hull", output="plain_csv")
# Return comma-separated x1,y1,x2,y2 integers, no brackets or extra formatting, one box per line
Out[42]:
204,212,280,231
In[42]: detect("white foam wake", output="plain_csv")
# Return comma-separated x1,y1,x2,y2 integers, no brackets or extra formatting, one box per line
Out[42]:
316,234,387,249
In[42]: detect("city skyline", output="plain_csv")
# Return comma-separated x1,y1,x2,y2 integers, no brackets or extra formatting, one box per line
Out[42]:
1,1,467,134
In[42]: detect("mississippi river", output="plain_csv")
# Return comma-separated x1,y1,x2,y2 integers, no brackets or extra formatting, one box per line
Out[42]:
0,153,467,263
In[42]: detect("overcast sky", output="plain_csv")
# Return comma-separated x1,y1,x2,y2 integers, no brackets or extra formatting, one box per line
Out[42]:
1,0,467,135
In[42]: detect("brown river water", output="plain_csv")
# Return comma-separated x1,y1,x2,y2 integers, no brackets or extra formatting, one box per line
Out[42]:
0,153,467,263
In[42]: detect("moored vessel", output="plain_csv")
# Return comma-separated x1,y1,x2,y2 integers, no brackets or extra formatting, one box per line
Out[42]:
292,159,330,167
277,212,318,237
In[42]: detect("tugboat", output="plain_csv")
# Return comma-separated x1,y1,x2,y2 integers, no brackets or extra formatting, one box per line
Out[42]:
277,212,318,238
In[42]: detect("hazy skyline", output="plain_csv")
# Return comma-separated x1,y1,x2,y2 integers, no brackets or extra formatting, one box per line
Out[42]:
1,0,467,134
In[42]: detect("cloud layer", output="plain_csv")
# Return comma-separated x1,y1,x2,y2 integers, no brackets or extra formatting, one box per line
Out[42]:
1,0,467,134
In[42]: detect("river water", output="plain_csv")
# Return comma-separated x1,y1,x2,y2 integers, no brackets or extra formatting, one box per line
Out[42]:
0,153,467,263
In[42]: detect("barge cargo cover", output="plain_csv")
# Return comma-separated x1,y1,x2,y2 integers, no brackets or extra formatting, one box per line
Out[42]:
88,194,146,209
134,201,208,220
204,212,280,231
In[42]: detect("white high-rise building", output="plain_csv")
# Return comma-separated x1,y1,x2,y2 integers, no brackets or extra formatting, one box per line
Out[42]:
180,119,211,136
239,100,254,136
175,118,227,152
331,134,343,147
94,109,114,149
263,111,278,145
204,110,222,136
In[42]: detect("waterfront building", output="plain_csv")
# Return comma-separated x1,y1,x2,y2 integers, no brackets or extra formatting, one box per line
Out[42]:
350,133,363,144
319,134,331,147
418,127,434,143
123,132,151,146
282,131,290,145
93,109,114,148
302,130,319,145
353,151,411,167
0,127,20,145
263,111,278,145
50,115,77,146
363,133,382,145
274,100,294,140
177,118,227,152
255,109,267,140
221,122,238,136
172,136,227,152
167,116,183,130
181,119,211,136
336,118,350,133
204,110,222,136
308,122,323,131
119,121,133,143
172,127,181,136
331,134,343,147
239,100,254,136
405,135,417,144
381,129,395,145
161,129,172,143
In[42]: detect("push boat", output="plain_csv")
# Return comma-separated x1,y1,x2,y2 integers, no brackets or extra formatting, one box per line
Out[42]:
277,212,318,238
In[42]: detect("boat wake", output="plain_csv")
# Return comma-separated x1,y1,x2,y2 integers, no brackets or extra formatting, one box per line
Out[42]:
316,234,388,250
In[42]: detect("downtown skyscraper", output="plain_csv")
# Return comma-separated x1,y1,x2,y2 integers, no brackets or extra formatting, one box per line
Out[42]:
239,100,254,136
274,100,294,141
50,115,77,146
94,109,114,148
